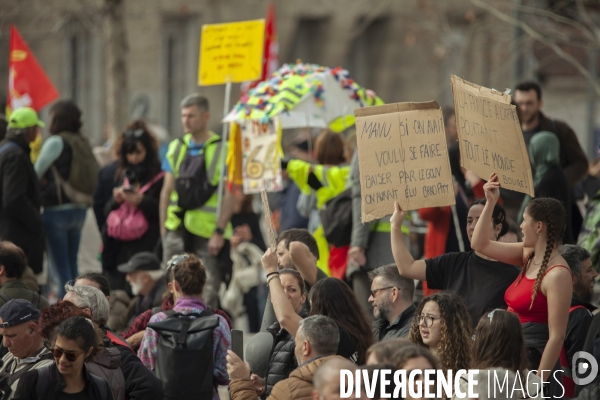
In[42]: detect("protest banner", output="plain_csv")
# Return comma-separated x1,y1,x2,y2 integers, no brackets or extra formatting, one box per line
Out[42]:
241,118,283,194
198,19,265,86
261,190,277,252
355,101,455,223
450,75,534,196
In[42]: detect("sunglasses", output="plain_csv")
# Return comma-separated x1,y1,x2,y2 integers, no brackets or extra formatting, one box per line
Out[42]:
164,254,188,283
124,129,144,138
45,342,84,362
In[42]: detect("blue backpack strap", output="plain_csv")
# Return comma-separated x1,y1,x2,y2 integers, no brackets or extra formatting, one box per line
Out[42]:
89,373,108,400
0,142,19,157
35,365,51,398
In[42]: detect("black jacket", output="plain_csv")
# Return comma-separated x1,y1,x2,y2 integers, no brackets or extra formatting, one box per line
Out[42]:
264,310,307,397
100,170,164,270
0,135,44,273
12,363,114,400
566,294,596,366
535,112,588,187
93,161,119,233
108,333,164,400
372,304,415,341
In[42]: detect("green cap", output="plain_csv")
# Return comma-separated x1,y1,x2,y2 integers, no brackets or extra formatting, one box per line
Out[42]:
8,107,45,129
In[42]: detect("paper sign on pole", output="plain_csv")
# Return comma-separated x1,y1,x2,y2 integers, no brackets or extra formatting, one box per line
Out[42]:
450,75,534,196
241,118,283,194
355,102,455,223
198,19,265,86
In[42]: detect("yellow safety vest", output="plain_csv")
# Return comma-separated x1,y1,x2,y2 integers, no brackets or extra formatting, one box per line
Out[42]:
164,133,232,239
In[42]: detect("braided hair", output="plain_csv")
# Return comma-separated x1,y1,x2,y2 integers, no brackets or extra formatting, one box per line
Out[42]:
522,198,566,309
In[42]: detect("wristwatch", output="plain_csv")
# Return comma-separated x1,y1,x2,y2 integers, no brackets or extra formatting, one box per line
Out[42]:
214,227,224,236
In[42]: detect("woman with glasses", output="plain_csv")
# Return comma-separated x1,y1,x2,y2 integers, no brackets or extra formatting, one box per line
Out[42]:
408,292,472,372
391,199,520,328
467,309,542,399
34,100,98,298
14,316,113,400
100,120,164,291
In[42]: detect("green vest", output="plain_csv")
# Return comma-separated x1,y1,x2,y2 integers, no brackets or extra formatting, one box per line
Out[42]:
164,133,232,239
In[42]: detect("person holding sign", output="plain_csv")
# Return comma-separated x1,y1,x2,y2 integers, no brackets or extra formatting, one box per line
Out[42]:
471,173,572,397
159,94,236,309
390,199,520,328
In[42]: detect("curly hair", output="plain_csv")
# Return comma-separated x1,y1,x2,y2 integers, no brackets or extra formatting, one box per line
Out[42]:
522,198,566,308
308,278,374,364
472,309,529,377
40,300,89,339
408,292,472,372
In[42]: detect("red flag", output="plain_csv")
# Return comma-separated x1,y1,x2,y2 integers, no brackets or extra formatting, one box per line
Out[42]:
240,3,279,97
7,24,59,113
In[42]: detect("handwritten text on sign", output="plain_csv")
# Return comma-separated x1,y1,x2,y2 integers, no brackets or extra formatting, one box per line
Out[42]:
355,102,455,223
242,118,283,194
450,75,534,196
198,20,265,86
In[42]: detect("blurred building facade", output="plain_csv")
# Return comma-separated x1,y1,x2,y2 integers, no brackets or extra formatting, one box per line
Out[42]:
0,0,597,159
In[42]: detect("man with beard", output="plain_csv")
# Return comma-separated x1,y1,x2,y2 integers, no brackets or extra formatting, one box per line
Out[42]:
560,244,597,397
368,264,415,341
514,81,587,188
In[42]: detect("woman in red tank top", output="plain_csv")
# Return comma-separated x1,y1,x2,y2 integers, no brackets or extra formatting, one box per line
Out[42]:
471,173,571,393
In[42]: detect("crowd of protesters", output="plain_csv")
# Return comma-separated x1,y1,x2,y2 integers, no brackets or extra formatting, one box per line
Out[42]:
0,80,599,400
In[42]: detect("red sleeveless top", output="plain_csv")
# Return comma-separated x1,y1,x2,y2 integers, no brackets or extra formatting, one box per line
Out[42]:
505,264,571,324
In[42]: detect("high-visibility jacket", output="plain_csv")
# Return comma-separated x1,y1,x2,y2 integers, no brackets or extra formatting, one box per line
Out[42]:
164,133,232,239
287,160,350,275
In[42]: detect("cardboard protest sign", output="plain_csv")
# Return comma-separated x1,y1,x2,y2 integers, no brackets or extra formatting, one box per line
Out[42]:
450,75,534,196
241,118,283,194
355,102,455,223
198,19,265,86
260,190,277,252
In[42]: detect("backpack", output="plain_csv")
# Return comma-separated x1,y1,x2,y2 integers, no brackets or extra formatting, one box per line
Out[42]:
106,172,164,241
87,338,126,400
173,137,223,210
147,309,220,400
51,132,99,206
36,364,108,400
319,188,353,247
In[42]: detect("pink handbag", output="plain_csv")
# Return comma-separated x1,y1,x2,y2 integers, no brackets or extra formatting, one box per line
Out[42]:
106,172,164,242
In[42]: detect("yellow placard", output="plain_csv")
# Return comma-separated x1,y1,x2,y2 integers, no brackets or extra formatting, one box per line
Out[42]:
198,19,265,86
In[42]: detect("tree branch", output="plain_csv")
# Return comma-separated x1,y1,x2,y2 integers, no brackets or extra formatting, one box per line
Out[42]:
470,0,600,96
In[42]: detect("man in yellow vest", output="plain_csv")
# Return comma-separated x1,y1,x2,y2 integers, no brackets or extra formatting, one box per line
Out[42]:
159,94,235,308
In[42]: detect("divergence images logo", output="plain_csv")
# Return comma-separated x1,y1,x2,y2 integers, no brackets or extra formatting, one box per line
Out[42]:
572,352,599,386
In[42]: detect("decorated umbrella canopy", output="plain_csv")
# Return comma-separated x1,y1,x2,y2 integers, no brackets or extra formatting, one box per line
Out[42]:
223,63,384,132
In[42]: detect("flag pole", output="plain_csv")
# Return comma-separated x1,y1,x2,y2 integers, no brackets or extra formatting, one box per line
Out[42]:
216,80,232,221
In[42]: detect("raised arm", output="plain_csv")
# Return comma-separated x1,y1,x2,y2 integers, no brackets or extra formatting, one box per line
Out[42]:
390,202,426,281
262,248,302,337
289,241,318,286
470,173,524,266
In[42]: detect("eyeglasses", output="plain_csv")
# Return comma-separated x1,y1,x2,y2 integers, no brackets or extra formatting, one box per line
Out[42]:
419,314,440,328
45,343,84,362
124,129,144,138
370,286,396,297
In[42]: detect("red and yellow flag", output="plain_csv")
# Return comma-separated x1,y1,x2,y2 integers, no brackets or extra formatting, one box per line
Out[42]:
7,24,59,114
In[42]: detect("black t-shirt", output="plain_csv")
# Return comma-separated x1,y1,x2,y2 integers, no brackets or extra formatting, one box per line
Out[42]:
337,327,359,363
56,384,91,400
425,251,520,327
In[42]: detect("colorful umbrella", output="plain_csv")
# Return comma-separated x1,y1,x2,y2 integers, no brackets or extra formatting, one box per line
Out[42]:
223,63,384,132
